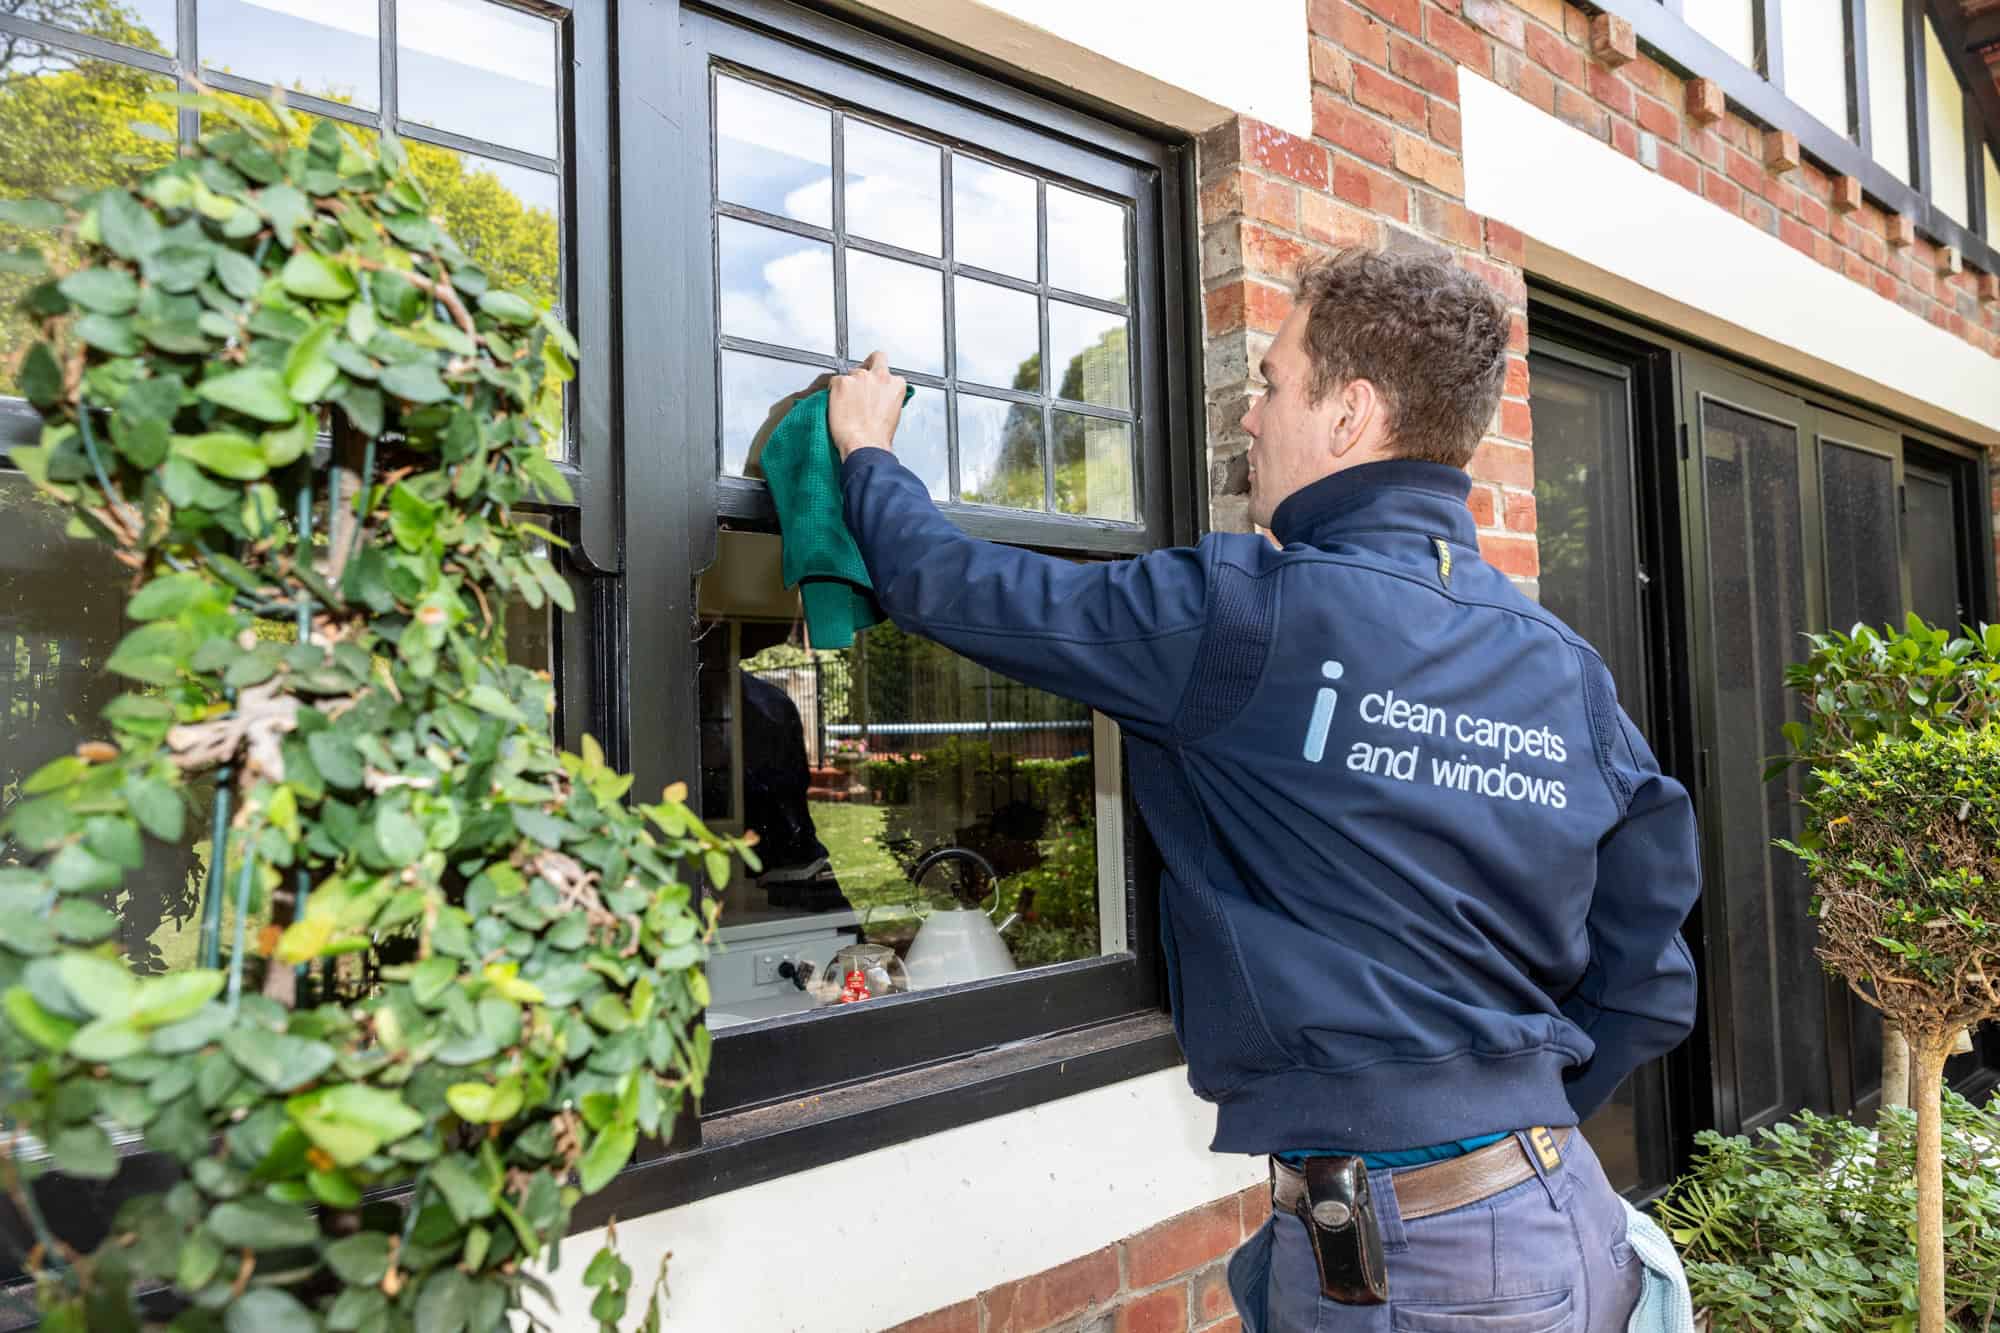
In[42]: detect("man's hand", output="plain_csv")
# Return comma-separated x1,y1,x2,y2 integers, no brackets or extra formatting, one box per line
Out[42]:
828,351,906,461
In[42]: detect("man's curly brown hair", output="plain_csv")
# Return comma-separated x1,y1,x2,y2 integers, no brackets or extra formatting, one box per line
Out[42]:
1295,248,1510,468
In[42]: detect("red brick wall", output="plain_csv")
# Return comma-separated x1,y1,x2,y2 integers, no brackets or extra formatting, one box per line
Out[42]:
884,1185,1271,1333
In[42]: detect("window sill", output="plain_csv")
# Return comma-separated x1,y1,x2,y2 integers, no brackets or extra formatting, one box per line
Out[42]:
568,1010,1181,1233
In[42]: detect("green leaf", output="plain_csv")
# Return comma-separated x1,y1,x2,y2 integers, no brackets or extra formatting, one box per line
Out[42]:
105,620,188,685
70,1016,146,1061
177,430,270,479
512,807,572,848
144,244,213,293
58,267,139,315
374,805,425,863
308,1166,362,1208
214,248,263,300
307,731,364,789
324,1232,392,1286
74,312,140,356
285,322,339,403
61,954,137,1019
428,1153,495,1222
51,898,119,942
478,290,536,325
22,754,85,795
128,571,211,620
83,814,143,870
208,1196,320,1250
196,367,297,424
224,1288,317,1333
415,1268,474,1333
130,971,225,1027
280,250,356,300
0,246,46,277
285,1083,425,1166
124,775,185,843
98,190,163,260
49,1123,117,1180
380,361,450,404
261,413,315,468
0,198,63,230
149,1002,231,1055
578,1122,637,1194
222,1026,337,1092
388,483,439,551
19,343,62,408
409,955,457,1007
4,986,78,1052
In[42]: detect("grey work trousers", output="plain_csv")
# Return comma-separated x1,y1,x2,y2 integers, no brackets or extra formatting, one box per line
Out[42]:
1227,1130,1642,1333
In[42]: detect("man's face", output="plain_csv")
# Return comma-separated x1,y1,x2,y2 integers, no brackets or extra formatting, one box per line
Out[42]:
1241,302,1347,529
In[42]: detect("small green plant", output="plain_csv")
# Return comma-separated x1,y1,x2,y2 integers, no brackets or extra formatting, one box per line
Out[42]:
1656,1094,2000,1331
1779,725,2000,1333
0,89,749,1330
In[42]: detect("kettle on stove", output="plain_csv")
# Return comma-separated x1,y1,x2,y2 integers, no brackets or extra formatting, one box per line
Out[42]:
904,847,1020,989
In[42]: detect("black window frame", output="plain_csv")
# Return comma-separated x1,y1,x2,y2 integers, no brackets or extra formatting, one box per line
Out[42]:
601,0,1197,1176
1598,0,2000,272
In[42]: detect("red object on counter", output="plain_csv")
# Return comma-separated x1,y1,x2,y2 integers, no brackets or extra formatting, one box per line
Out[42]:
837,970,871,1003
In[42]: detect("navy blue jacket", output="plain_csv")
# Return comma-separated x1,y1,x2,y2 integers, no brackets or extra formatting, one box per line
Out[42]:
843,449,1701,1154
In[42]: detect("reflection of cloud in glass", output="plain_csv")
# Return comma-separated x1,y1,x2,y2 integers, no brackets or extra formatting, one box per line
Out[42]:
1048,303,1129,410
1047,186,1127,303
715,76,831,227
35,0,178,52
844,120,940,256
202,0,380,108
953,157,1036,281
953,277,1038,391
896,387,949,500
846,251,942,377
1053,412,1134,521
398,0,557,159
958,393,1045,511
720,217,833,354
722,351,823,476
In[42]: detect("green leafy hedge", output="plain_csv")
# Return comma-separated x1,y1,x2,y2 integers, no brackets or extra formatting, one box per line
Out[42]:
0,90,746,1331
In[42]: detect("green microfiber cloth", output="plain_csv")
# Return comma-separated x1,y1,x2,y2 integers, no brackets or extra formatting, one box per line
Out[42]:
758,386,910,650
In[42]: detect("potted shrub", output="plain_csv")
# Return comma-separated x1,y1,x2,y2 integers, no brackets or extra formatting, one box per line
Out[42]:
0,90,748,1330
1780,724,2000,1332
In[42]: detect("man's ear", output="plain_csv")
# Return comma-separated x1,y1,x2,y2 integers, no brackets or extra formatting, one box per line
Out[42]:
1327,379,1378,458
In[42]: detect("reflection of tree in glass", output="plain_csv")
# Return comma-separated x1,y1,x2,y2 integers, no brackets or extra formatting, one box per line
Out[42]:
1533,461,1592,594
0,26,561,394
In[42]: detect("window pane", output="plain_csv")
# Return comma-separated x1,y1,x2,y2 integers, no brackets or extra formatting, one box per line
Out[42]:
892,385,950,500
958,392,1045,511
1906,469,1960,629
0,474,210,976
26,0,175,55
952,156,1036,281
397,0,558,160
408,147,559,312
720,350,822,477
1047,186,1126,303
720,216,834,355
693,557,1106,1029
1867,0,1909,182
1683,0,1756,68
201,0,381,110
1987,149,2000,249
847,249,943,377
0,43,176,398
1048,302,1130,410
1926,22,1968,224
844,120,941,256
954,276,1039,391
1052,412,1133,521
1780,0,1849,138
715,76,831,227
1818,441,1900,632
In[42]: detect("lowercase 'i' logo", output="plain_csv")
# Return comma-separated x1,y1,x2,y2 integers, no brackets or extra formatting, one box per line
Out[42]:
1303,660,1344,763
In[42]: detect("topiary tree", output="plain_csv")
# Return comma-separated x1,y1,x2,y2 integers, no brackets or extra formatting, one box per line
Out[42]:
0,87,746,1331
1781,725,2000,1333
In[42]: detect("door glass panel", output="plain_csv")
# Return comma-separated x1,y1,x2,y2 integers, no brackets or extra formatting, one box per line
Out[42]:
1819,442,1900,633
1700,393,1828,1130
694,533,1108,1031
201,0,381,109
1905,468,1962,629
1528,348,1669,1195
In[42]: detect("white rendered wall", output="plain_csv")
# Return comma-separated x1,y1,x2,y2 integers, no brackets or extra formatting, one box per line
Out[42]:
534,1069,1263,1332
1460,69,2000,446
851,0,1313,139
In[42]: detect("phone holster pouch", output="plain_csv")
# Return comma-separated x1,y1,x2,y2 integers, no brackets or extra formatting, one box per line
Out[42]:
1296,1155,1390,1306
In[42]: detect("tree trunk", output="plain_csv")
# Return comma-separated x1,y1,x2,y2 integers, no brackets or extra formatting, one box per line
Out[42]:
1884,1019,1910,1108
1913,1035,1952,1333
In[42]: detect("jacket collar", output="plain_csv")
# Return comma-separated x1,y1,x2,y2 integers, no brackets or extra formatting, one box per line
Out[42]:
1268,459,1476,550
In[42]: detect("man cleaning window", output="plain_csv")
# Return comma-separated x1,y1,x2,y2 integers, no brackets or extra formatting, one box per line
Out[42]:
822,248,1700,1332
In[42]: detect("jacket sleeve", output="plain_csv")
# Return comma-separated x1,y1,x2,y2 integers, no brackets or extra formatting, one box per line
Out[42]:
841,447,1208,739
1560,708,1702,1121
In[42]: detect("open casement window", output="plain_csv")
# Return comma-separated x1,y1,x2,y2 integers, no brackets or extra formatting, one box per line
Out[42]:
606,0,1191,1150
